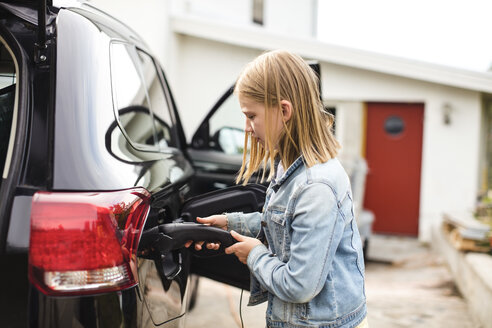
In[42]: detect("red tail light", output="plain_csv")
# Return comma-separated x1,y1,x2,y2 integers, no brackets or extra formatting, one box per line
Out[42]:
28,188,151,296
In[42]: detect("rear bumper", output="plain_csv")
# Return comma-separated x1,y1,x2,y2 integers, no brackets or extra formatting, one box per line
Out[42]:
28,285,139,328
0,254,139,328
0,253,28,327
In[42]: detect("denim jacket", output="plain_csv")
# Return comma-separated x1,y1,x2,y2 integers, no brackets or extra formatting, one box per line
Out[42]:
227,157,367,328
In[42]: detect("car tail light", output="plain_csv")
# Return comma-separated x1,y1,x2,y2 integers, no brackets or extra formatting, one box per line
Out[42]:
28,188,151,296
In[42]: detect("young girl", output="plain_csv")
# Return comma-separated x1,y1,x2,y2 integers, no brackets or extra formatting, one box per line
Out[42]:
191,50,367,328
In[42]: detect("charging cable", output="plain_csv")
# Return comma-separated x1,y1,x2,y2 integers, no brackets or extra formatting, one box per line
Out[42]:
239,289,244,328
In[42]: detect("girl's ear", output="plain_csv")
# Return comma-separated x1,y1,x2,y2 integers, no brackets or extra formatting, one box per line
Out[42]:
280,100,292,122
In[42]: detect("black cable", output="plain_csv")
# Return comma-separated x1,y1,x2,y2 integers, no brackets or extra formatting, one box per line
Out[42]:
239,288,244,328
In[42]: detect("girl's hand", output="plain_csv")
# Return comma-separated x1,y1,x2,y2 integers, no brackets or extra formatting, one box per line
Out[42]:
225,231,262,264
196,215,228,230
184,215,228,250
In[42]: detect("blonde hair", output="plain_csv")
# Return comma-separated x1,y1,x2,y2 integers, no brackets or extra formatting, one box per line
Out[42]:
235,50,340,185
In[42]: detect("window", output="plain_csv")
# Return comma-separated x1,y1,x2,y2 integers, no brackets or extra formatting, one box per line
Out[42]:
208,93,245,154
110,41,175,152
0,38,16,180
384,115,405,137
252,0,264,25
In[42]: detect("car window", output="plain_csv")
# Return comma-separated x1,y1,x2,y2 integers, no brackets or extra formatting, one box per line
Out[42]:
135,48,176,150
110,41,157,150
209,93,243,135
208,93,247,155
110,41,176,151
0,38,17,181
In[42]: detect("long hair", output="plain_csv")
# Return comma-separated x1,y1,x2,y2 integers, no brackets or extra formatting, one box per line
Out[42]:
235,50,340,185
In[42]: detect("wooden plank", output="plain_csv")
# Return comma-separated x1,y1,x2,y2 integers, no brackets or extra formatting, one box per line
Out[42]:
442,222,490,253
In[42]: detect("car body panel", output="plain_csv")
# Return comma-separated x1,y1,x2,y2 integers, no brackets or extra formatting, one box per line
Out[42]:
53,8,193,192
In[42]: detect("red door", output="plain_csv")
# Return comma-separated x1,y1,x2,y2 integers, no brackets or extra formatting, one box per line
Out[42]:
363,102,424,236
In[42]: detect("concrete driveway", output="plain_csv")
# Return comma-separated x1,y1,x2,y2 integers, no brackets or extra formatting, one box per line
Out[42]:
186,235,479,328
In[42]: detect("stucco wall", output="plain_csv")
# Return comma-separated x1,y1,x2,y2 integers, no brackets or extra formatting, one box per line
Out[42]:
172,35,262,140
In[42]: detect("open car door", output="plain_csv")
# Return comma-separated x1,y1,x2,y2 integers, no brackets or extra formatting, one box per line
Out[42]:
187,85,245,195
183,184,266,290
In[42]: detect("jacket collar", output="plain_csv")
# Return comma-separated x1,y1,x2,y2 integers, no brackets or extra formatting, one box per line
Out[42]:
271,156,304,192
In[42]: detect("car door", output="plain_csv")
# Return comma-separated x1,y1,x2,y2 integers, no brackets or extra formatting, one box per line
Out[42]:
183,183,266,290
187,85,246,196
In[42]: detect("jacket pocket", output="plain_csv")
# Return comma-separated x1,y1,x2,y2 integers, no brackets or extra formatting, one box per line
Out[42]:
292,302,310,321
267,207,290,261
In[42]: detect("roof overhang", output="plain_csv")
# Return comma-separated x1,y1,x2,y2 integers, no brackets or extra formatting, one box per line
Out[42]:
171,14,492,94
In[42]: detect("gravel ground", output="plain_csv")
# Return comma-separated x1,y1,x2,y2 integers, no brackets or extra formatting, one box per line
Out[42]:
186,235,479,328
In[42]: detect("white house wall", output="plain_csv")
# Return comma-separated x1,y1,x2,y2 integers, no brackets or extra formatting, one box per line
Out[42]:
172,35,262,140
334,102,364,160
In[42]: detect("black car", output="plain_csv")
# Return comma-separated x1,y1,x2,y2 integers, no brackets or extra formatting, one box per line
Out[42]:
0,1,265,327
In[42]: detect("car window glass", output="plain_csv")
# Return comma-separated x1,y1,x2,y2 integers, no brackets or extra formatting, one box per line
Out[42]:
0,40,16,180
110,42,157,150
135,49,176,150
209,94,246,155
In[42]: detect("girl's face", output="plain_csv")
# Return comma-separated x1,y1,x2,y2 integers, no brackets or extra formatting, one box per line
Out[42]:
239,96,284,146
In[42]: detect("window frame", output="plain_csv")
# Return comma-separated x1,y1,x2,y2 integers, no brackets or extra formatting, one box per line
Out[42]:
0,35,19,180
109,39,178,154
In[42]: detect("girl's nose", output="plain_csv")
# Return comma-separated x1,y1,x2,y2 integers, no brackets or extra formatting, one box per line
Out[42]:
244,121,253,133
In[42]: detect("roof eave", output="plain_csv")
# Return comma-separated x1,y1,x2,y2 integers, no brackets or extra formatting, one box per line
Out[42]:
171,14,492,94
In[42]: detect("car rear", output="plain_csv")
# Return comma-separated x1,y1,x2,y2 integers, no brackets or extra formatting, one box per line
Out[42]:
0,0,52,323
0,2,193,327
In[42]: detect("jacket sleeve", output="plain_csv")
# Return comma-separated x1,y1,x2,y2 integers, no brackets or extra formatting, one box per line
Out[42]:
226,211,262,238
247,182,345,303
